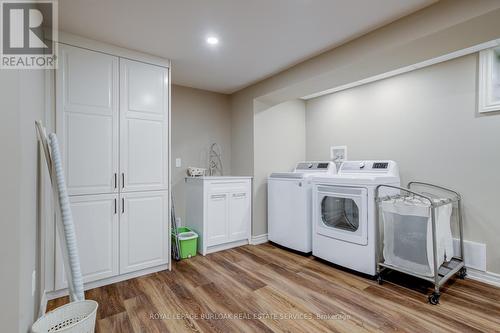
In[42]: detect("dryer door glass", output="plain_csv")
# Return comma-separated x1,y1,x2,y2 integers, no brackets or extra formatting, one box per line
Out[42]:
321,196,359,232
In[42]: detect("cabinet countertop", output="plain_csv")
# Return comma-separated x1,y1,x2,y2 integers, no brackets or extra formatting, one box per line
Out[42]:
185,176,253,181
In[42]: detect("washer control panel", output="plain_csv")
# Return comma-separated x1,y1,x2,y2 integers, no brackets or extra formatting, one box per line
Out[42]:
294,161,336,173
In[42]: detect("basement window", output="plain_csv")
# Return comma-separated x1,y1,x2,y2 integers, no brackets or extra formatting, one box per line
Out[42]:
478,46,500,113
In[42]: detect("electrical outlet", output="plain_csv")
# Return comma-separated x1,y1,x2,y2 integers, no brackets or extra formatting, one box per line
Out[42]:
32,270,36,297
176,217,181,226
175,158,182,168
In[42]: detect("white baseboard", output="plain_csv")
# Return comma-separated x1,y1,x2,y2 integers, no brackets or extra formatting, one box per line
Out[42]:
251,234,268,245
466,268,500,288
205,239,249,255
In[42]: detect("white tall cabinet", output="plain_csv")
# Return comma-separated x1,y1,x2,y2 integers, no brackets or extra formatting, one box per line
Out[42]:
56,45,119,196
53,42,170,292
120,59,169,192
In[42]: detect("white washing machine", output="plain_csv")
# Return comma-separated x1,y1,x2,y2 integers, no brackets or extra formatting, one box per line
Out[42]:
268,161,336,253
311,160,400,275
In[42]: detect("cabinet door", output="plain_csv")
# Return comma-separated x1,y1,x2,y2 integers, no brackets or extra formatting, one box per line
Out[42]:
56,44,119,195
206,192,229,246
120,191,168,273
120,59,168,192
55,194,119,290
229,190,251,241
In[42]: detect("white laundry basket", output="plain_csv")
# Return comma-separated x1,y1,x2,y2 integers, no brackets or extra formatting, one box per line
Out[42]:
31,300,98,333
381,197,453,277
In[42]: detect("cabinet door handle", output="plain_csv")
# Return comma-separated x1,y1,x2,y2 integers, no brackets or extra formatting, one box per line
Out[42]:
211,194,226,199
114,198,117,214
122,198,125,214
122,173,125,189
232,193,246,198
114,173,117,189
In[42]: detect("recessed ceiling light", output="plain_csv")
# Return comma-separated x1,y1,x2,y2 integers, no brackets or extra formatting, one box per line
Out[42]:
206,36,219,45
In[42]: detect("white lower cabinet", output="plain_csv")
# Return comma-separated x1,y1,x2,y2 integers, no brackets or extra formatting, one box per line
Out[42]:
55,194,119,290
228,190,251,241
186,177,252,255
206,192,230,246
55,191,168,290
119,191,169,274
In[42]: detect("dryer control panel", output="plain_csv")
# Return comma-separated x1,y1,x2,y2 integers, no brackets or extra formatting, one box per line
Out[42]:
339,160,398,175
372,162,389,169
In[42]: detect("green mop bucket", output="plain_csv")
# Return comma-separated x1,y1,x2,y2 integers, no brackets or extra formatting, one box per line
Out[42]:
172,227,198,259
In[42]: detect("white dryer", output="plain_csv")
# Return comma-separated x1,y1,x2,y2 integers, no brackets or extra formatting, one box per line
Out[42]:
268,162,336,253
311,161,400,275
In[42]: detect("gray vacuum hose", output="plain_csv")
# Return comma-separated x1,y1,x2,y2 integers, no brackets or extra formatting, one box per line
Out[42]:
49,133,85,301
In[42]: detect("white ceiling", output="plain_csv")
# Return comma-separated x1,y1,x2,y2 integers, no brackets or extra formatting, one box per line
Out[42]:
58,0,436,94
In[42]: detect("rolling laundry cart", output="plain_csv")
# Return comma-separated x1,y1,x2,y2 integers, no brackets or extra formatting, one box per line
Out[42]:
375,182,466,305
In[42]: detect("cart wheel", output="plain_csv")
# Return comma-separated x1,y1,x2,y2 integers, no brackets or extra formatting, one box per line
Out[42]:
376,274,383,285
428,292,440,305
458,267,467,279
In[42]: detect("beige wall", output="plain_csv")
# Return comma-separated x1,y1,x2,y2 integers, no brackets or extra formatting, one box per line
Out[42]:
0,71,22,333
254,100,306,235
306,54,500,274
171,85,231,224
0,70,45,332
230,0,500,238
19,70,45,331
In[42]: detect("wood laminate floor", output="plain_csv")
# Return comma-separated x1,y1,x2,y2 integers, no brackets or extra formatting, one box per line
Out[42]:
47,243,500,332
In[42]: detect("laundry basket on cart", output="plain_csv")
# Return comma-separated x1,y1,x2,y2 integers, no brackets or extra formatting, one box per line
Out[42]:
376,182,466,305
31,300,98,333
381,196,454,277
